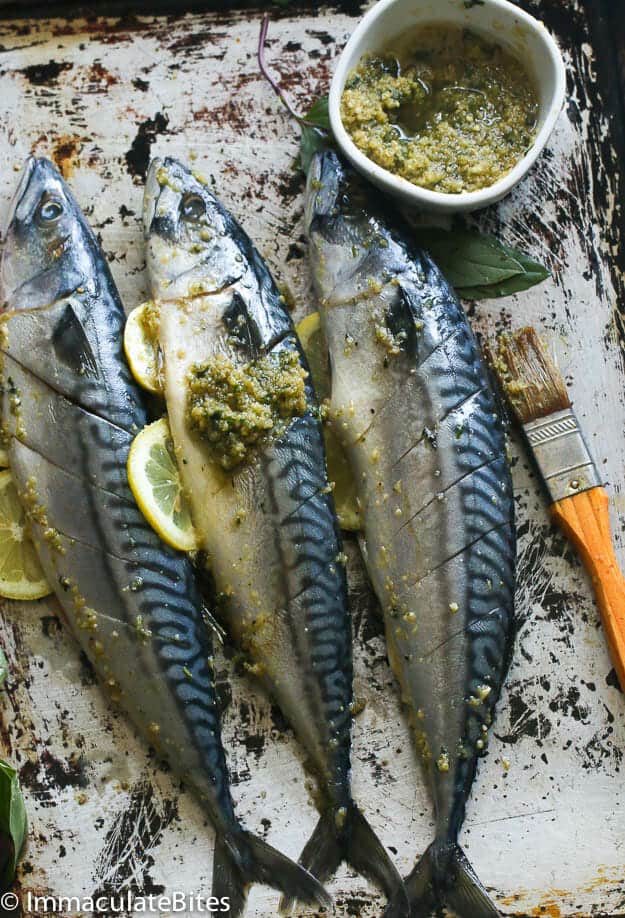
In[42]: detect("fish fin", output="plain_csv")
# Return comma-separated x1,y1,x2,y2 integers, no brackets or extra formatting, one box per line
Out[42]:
213,830,331,918
279,809,341,913
381,841,436,918
394,840,500,918
212,835,247,918
280,802,407,915
52,301,99,378
443,845,501,918
347,805,408,911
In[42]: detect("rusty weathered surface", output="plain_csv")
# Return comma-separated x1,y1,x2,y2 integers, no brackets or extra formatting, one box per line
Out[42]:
0,2,624,917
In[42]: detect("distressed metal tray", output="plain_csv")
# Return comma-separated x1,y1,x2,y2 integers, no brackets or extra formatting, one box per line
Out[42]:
0,2,624,916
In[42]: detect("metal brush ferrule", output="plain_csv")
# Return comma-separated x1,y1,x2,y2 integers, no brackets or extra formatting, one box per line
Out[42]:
523,407,602,503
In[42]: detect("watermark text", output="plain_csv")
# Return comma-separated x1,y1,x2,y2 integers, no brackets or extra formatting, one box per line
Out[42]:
0,891,231,914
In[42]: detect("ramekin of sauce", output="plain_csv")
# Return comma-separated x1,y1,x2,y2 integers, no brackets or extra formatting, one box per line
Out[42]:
329,0,566,213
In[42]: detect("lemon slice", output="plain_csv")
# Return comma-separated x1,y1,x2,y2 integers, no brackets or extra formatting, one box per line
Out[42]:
296,313,362,532
127,418,198,552
298,312,331,401
124,302,163,395
0,470,51,601
325,438,362,533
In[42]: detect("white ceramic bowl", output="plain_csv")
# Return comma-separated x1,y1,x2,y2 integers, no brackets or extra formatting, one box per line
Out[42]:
329,0,567,213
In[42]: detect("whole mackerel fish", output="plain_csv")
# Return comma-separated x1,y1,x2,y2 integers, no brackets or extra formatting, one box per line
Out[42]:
0,157,330,918
305,151,516,918
143,156,407,914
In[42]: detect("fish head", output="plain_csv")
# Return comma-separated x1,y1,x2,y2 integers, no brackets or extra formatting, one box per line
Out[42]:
144,157,245,301
304,151,406,306
1,157,95,310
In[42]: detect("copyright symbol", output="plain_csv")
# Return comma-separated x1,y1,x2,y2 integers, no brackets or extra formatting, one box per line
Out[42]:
0,891,19,911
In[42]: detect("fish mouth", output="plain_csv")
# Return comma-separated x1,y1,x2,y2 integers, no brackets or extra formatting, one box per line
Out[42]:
304,150,342,234
144,156,193,243
1,157,35,304
3,156,35,237
143,157,163,239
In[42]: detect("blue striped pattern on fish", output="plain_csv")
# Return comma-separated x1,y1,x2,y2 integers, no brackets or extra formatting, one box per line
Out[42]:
305,151,516,918
144,156,407,914
0,159,236,827
0,157,330,917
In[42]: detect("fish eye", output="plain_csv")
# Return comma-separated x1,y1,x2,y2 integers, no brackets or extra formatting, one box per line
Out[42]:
37,196,64,225
180,193,205,222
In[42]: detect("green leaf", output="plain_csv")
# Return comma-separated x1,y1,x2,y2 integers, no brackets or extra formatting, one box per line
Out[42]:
299,124,331,175
414,227,550,298
305,96,330,130
455,251,550,298
0,650,7,689
0,761,26,891
505,249,551,287
457,272,549,299
298,95,332,174
414,228,523,287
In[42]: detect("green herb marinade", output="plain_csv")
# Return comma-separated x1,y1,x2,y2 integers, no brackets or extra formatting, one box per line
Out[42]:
186,351,308,471
341,24,539,194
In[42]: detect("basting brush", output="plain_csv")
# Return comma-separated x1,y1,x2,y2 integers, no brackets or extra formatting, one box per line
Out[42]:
491,326,625,689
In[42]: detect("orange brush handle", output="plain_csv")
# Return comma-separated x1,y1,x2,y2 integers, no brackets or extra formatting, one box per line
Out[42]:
551,487,625,689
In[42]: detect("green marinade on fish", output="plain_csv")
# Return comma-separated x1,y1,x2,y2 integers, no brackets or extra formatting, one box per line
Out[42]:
0,157,329,918
305,151,517,918
143,156,408,914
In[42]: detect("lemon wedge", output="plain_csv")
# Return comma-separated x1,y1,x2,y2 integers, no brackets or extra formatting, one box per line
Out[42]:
296,313,362,532
297,312,331,401
0,470,52,601
127,418,198,552
124,302,163,395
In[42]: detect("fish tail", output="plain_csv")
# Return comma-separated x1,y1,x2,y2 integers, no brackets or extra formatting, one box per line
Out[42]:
280,802,408,915
388,839,501,918
212,830,332,918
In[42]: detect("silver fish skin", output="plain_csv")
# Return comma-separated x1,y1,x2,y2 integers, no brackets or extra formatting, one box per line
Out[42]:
305,151,516,918
144,156,407,914
0,157,329,918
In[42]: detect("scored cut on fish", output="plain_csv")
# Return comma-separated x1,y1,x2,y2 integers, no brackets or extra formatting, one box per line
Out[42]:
305,150,517,918
0,156,330,918
143,155,408,915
